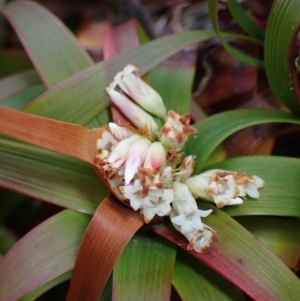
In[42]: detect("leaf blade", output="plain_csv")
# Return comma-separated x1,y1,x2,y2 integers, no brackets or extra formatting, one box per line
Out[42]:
113,234,176,301
0,210,91,301
3,0,93,87
186,109,300,173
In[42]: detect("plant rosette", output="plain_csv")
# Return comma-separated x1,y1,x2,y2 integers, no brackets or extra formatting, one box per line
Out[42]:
95,64,265,253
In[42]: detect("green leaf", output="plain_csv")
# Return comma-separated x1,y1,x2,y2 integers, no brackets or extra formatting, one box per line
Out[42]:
18,271,71,301
3,0,93,87
205,156,300,218
185,109,300,173
0,210,91,301
149,58,196,115
154,203,300,301
2,84,45,109
265,0,300,115
0,138,107,214
173,249,246,301
22,30,215,124
207,0,264,67
113,233,176,300
227,0,265,40
235,216,300,268
0,70,41,103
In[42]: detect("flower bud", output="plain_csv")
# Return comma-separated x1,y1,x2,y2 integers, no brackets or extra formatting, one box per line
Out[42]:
143,142,166,172
170,181,214,253
114,65,167,119
106,87,159,137
107,134,141,169
124,138,151,185
108,122,134,140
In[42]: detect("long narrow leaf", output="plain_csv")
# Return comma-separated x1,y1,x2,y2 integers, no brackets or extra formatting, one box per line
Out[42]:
2,85,45,109
185,109,300,173
113,234,176,301
22,30,215,124
2,0,93,87
66,196,144,301
207,0,264,67
265,0,300,115
235,216,300,268
173,249,246,301
227,0,265,40
0,138,106,214
0,210,91,301
18,271,72,301
154,204,300,301
0,70,41,103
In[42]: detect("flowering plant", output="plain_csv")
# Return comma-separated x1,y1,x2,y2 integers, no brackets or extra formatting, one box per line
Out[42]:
0,1,300,301
96,65,264,253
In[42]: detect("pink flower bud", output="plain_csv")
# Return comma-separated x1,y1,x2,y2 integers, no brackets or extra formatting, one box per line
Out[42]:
106,87,159,137
124,138,151,185
143,142,166,172
114,65,167,119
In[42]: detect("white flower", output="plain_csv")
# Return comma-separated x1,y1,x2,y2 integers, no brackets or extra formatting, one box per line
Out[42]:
188,229,216,253
160,110,197,149
119,179,174,223
185,169,265,208
140,188,174,223
112,64,167,119
170,182,215,252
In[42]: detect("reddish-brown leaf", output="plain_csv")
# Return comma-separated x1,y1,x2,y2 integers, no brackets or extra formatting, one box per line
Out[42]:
66,195,144,301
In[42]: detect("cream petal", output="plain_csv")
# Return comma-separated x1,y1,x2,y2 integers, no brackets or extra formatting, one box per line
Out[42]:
237,184,246,197
245,183,259,198
181,222,194,235
253,175,265,188
156,203,171,216
196,209,213,218
143,207,156,223
191,215,204,230
213,195,228,208
161,189,174,204
130,195,142,211
171,214,186,226
227,197,243,205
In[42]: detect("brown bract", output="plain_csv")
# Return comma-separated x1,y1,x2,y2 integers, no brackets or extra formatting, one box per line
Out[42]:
161,110,198,148
211,171,254,185
137,167,163,197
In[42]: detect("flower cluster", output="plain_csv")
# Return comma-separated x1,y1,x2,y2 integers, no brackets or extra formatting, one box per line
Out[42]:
95,65,265,253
